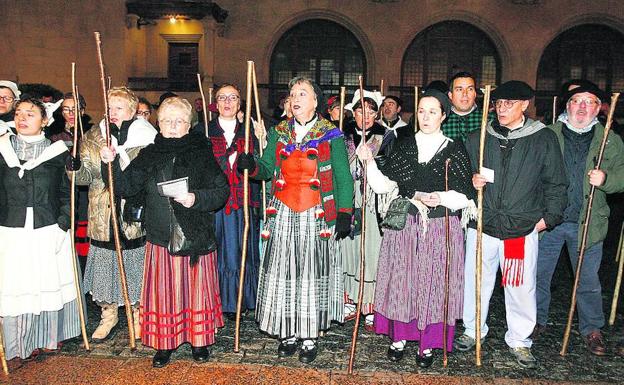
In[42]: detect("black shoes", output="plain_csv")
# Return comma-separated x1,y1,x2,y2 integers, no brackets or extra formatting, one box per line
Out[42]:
386,346,404,362
152,349,173,368
277,340,298,357
298,344,318,364
416,350,434,368
191,346,211,363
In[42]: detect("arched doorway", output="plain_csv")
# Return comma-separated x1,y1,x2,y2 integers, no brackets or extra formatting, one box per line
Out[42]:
536,24,624,119
401,20,501,111
268,19,367,108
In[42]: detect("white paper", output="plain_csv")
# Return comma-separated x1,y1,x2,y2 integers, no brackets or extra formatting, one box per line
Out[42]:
157,177,189,199
480,167,495,183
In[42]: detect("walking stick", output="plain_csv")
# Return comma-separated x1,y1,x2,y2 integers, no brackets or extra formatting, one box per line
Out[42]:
380,79,384,95
609,223,624,325
208,87,214,122
94,32,136,348
475,85,492,366
197,74,210,138
339,87,346,132
251,62,267,223
234,61,253,353
70,63,90,351
414,86,419,130
561,93,621,355
552,96,558,125
443,158,451,367
75,86,85,138
0,320,7,375
348,75,368,374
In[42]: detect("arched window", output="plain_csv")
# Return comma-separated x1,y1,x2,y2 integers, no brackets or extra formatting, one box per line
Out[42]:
401,21,501,111
536,24,624,118
269,19,366,107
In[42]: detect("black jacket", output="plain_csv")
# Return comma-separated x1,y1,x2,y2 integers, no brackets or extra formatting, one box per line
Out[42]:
111,130,229,256
0,139,71,231
465,118,568,239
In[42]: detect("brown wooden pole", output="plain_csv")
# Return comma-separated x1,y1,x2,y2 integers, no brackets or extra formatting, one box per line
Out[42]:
609,223,624,325
251,63,267,223
197,74,210,138
414,86,419,130
552,96,558,125
339,87,346,132
75,86,85,138
348,75,368,374
94,32,136,348
443,158,451,367
475,84,492,366
0,321,7,375
208,87,214,122
234,61,253,353
70,62,90,351
561,92,620,355
380,79,384,95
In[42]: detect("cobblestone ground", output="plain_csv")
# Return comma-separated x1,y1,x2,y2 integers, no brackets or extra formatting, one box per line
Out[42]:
8,197,624,384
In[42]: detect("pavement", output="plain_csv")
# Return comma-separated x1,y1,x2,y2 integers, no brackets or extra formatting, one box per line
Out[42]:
3,196,624,385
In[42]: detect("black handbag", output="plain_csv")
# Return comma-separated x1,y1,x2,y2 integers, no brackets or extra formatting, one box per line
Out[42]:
167,204,194,256
381,197,412,230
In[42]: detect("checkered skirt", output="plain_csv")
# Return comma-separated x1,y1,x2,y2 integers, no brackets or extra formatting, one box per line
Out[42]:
255,199,344,339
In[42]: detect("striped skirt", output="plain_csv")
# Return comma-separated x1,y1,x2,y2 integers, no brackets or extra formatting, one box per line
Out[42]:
140,243,223,350
374,214,464,344
255,200,343,340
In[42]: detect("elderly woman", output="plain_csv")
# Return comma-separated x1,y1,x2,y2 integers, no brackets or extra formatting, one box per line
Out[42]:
357,89,475,367
205,84,261,319
0,80,20,135
71,86,156,342
101,96,228,367
238,76,353,364
339,90,385,331
0,98,80,361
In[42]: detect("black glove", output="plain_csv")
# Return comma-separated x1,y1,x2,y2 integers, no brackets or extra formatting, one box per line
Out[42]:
65,153,81,171
334,212,352,241
237,153,256,173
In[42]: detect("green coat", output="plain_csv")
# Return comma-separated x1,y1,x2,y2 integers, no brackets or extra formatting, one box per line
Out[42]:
550,121,624,250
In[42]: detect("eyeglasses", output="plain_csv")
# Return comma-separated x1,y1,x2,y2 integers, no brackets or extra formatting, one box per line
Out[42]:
569,98,600,106
159,118,189,127
62,107,77,114
0,96,16,103
216,94,240,103
137,110,151,117
495,100,521,109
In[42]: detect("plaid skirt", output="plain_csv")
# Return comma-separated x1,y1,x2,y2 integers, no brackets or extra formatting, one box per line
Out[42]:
255,200,343,339
140,243,224,350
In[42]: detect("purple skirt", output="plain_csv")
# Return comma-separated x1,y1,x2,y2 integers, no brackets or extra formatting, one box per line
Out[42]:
374,214,464,350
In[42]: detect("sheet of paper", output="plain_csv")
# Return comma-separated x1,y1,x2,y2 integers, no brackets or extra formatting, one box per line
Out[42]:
480,167,495,183
157,177,189,198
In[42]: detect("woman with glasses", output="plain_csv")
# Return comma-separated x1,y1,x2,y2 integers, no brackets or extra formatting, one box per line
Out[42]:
101,96,228,367
205,84,261,319
0,80,20,135
339,90,385,332
70,86,156,343
136,97,153,124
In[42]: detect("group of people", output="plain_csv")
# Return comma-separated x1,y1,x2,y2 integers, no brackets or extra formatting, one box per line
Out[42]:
0,69,622,371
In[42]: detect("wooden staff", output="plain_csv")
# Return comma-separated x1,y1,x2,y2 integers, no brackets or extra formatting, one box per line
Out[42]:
475,84,491,366
94,32,136,348
339,86,346,132
443,158,451,367
251,62,267,223
552,96,558,125
561,92,621,355
70,63,90,351
414,86,419,129
196,74,210,138
75,86,85,138
0,321,7,375
348,75,368,374
208,87,214,122
234,61,254,352
609,223,624,325
380,79,384,95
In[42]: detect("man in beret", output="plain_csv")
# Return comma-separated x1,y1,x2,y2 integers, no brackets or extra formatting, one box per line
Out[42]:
535,81,624,356
378,95,410,153
0,80,20,135
457,80,568,369
443,72,494,142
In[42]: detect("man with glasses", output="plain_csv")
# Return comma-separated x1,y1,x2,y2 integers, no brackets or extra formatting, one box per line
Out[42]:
535,81,624,356
456,80,567,369
0,80,20,135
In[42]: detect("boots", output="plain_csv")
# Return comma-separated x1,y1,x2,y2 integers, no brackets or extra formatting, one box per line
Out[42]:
132,306,141,340
92,303,119,342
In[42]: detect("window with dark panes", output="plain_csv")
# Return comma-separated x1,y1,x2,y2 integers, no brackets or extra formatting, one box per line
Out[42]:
168,43,198,89
269,19,367,106
536,24,624,119
401,21,501,112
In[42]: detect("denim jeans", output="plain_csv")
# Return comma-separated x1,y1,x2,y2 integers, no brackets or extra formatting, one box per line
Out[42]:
536,222,604,336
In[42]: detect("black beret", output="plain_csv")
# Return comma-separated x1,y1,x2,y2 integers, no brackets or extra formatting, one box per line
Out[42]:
491,80,534,100
420,88,451,116
563,81,608,104
383,95,403,108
